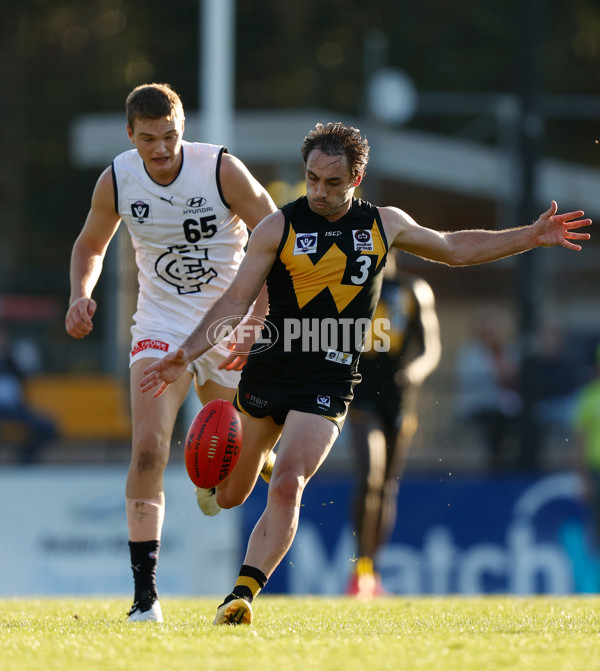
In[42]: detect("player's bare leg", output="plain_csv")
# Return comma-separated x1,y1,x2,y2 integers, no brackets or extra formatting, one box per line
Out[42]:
244,411,338,572
126,358,192,622
215,411,283,509
195,378,236,405
128,358,192,498
214,411,338,624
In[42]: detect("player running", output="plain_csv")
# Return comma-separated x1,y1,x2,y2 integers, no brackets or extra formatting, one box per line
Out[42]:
66,83,276,622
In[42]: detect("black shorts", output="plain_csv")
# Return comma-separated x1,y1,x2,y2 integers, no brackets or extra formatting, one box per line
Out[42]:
233,373,354,431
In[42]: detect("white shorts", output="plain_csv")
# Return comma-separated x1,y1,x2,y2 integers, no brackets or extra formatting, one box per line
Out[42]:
129,329,241,389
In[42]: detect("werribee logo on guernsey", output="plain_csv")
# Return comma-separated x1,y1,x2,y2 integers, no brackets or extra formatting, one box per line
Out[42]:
353,229,373,251
293,232,318,255
207,315,279,355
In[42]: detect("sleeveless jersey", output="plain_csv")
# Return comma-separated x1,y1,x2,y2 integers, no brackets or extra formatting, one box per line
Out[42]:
112,141,248,337
245,196,389,388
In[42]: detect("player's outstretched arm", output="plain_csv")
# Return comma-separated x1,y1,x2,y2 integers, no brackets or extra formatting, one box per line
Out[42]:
383,201,591,266
140,212,284,397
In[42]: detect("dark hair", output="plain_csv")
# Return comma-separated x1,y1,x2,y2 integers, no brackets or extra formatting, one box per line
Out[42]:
300,122,370,181
125,83,184,130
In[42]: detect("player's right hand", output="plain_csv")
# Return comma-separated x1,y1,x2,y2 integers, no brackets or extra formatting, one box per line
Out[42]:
65,298,97,339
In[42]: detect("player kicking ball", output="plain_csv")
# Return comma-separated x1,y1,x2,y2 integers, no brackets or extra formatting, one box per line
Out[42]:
140,122,591,625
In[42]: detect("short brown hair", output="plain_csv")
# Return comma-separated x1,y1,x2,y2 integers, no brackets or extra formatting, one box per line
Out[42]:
300,122,370,181
125,83,184,130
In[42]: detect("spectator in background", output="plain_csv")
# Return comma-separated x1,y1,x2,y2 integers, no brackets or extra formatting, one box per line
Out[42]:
531,322,579,436
572,343,600,547
0,326,57,464
346,254,441,597
454,308,522,471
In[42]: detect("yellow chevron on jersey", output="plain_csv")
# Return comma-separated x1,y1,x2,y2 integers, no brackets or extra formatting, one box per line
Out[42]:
281,226,359,312
280,221,386,313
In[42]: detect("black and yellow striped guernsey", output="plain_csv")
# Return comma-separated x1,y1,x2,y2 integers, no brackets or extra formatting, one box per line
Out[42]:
244,196,390,390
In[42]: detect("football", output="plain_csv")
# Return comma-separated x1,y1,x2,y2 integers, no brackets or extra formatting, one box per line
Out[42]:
184,399,242,489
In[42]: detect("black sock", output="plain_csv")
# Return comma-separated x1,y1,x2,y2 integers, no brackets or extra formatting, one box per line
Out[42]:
129,540,160,602
223,564,268,604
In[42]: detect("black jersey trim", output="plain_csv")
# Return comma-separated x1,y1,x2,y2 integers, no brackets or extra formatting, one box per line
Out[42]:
216,147,230,209
139,146,185,187
110,162,119,215
275,216,291,258
372,207,390,259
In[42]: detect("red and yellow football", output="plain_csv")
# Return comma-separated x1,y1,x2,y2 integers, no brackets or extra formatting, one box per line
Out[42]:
184,399,242,489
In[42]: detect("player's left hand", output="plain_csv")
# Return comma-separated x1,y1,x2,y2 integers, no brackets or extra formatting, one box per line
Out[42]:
218,342,249,371
534,201,591,250
139,347,190,397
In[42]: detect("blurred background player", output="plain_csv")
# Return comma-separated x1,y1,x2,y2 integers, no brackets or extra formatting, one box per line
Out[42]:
346,252,441,597
65,83,276,622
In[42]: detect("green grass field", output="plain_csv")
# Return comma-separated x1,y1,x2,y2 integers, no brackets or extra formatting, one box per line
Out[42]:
2,596,600,671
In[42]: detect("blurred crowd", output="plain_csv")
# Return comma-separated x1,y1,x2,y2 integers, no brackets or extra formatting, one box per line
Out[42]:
0,325,58,464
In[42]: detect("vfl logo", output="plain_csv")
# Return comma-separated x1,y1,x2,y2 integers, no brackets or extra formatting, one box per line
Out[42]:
186,196,207,208
155,245,218,295
131,200,151,223
325,349,353,365
293,232,318,255
353,229,373,251
317,395,331,408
